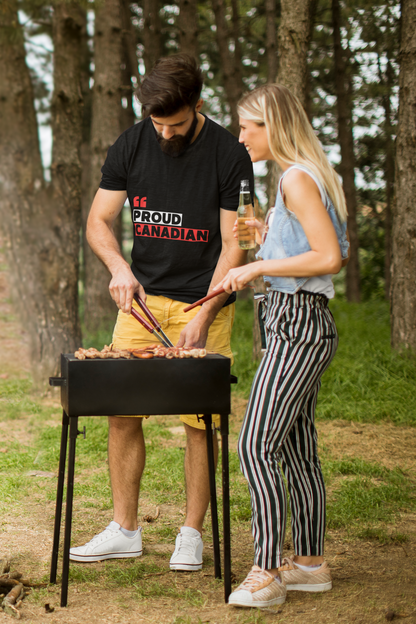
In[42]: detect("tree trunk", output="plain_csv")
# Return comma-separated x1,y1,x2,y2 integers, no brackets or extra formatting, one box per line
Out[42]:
211,0,245,136
277,0,314,104
143,0,162,74
382,58,395,301
267,0,313,263
82,0,124,336
178,0,198,57
120,0,137,133
391,0,416,351
331,0,360,302
0,1,84,385
121,0,141,89
265,0,278,84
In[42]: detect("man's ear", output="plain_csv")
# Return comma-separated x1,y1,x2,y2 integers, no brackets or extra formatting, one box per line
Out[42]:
195,98,204,113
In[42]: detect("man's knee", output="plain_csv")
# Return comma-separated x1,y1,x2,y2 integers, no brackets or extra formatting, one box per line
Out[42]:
109,416,143,435
184,422,206,443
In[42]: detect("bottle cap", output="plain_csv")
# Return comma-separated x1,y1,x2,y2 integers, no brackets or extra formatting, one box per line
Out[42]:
240,179,250,191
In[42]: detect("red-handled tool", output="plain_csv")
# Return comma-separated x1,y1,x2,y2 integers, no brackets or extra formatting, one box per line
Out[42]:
183,288,226,313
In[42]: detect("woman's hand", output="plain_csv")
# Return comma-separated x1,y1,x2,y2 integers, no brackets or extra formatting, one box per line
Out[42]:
213,261,264,293
233,218,265,245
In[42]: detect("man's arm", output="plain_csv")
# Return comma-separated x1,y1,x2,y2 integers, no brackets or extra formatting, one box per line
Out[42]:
176,209,247,348
86,188,145,313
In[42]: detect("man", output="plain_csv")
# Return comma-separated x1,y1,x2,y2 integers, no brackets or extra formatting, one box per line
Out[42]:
69,54,253,571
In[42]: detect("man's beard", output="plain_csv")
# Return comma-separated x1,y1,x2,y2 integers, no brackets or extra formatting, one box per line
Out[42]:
156,113,199,157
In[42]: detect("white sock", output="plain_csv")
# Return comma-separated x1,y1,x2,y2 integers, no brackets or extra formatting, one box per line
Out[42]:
293,562,322,571
120,527,138,537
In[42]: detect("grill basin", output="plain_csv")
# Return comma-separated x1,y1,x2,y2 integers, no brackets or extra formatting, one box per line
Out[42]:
60,353,231,416
50,353,234,607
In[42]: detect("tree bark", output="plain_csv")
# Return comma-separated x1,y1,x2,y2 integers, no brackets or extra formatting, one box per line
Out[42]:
331,0,360,302
120,0,137,133
265,0,278,84
0,1,84,384
143,0,162,74
277,0,314,104
82,0,125,335
211,0,245,136
391,0,416,351
382,58,395,301
271,0,313,216
121,0,141,89
178,0,198,57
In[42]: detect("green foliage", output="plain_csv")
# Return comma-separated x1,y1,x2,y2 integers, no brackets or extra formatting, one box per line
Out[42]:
231,297,258,396
318,300,416,425
232,298,416,426
326,467,414,530
0,377,41,420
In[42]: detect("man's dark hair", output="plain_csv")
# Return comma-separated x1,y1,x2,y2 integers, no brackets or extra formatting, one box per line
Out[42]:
136,54,203,118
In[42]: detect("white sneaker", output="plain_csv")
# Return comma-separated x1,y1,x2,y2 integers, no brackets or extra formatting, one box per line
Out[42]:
69,522,143,562
170,526,203,571
228,565,287,608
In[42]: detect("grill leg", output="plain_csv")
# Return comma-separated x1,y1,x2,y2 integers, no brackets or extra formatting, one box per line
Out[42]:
61,416,78,607
50,410,69,584
203,414,221,580
221,413,231,603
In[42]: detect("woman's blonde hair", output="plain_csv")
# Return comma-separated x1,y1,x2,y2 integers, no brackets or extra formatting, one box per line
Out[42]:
237,84,348,222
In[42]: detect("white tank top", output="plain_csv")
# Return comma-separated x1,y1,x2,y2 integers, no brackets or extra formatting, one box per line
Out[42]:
283,164,335,299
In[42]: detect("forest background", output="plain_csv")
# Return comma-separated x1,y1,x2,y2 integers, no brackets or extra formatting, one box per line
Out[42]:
1,2,416,622
0,0,415,383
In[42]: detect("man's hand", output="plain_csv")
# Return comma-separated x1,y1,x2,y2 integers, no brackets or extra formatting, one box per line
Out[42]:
109,264,146,314
87,189,147,314
176,309,214,349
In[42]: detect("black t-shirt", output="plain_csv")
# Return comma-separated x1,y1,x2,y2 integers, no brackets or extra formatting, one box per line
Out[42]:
100,115,254,304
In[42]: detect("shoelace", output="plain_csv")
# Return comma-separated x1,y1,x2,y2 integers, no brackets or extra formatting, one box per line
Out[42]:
279,557,295,571
88,526,117,546
239,567,273,590
175,534,197,556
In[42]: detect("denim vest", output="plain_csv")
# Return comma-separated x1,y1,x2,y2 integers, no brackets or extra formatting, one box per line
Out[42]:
257,164,349,294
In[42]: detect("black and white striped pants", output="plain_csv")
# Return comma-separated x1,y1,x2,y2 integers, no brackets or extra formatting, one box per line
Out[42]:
238,290,338,570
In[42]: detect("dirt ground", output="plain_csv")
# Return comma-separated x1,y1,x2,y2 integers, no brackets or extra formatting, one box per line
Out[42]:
0,244,415,624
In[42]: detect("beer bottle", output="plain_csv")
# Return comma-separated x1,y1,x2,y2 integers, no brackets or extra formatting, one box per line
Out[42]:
237,180,256,250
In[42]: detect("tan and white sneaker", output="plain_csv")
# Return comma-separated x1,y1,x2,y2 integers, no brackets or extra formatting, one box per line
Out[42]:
278,557,332,592
228,565,287,608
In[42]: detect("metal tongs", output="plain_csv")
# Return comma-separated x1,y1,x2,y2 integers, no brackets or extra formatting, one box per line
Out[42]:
130,294,174,348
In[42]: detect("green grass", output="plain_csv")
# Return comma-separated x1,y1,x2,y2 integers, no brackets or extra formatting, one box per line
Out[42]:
0,299,416,602
318,300,416,425
323,458,415,532
232,297,416,426
230,298,259,396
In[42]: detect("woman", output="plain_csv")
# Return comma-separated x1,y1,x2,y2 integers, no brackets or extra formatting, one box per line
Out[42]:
214,84,349,609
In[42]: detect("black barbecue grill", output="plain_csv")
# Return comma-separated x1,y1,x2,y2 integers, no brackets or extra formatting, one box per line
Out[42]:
49,353,236,606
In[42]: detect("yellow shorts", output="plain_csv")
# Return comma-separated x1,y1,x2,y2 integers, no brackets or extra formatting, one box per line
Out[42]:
112,295,235,429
